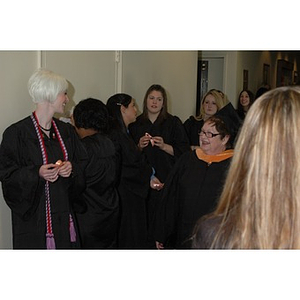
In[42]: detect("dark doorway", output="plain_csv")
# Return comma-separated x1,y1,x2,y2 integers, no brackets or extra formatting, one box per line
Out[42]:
196,60,208,116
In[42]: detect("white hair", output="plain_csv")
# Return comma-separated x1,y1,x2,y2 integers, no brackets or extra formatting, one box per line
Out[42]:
28,68,68,103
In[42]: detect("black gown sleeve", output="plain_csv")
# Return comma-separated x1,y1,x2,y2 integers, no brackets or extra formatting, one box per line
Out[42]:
191,215,222,249
109,129,152,199
171,116,190,158
61,123,88,213
0,124,44,220
183,116,194,144
154,151,189,245
81,134,118,209
183,116,203,146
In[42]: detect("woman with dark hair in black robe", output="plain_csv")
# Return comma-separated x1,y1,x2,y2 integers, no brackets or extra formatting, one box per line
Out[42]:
129,84,190,247
72,98,119,249
236,89,255,121
106,93,163,249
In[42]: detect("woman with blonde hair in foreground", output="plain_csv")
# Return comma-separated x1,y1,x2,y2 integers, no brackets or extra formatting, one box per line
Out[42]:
192,86,300,249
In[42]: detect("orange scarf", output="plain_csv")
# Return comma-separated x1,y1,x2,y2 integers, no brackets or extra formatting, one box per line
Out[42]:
196,148,234,164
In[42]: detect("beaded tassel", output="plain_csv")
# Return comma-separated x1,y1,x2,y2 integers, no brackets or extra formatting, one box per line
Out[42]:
31,112,76,249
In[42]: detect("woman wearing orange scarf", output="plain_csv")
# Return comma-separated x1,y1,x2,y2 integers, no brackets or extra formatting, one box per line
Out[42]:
154,115,235,249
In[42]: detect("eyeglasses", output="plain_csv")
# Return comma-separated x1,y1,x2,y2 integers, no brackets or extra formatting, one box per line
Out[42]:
198,130,221,138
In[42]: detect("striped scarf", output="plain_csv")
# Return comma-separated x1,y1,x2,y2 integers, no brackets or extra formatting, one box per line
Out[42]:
31,112,76,249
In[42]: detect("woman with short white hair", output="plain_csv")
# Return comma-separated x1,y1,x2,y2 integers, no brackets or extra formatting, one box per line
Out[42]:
0,69,87,249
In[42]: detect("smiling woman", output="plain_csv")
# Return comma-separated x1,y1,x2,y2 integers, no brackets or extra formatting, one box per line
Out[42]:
154,115,234,249
192,86,300,249
53,91,69,115
236,89,254,121
0,69,87,249
198,116,230,155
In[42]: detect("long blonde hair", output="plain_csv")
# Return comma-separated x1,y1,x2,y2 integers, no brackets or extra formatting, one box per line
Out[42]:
210,86,300,249
197,89,229,120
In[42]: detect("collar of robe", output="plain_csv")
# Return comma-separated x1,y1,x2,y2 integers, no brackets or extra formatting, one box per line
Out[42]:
196,148,234,164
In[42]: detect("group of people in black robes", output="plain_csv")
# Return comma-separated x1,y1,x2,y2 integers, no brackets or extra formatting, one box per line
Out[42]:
0,69,242,250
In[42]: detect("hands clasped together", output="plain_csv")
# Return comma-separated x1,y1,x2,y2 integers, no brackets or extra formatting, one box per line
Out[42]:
39,160,73,183
139,132,165,150
139,132,168,191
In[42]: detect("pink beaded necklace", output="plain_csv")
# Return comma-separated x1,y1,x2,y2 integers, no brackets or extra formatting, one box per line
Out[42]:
31,112,76,249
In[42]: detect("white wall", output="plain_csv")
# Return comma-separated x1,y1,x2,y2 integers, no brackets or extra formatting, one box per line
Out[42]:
42,50,198,121
122,51,198,122
42,51,117,116
0,51,39,249
0,50,198,248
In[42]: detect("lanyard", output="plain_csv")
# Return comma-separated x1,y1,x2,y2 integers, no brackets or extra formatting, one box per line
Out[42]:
31,112,74,249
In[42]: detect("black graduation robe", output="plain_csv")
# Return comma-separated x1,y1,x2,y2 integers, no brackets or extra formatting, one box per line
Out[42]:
75,133,119,249
183,116,204,147
129,114,190,246
0,116,87,249
129,114,190,183
154,149,232,249
215,103,242,147
108,129,152,249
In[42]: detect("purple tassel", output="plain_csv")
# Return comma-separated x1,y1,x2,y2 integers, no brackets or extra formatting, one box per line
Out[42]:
69,215,76,242
46,233,56,249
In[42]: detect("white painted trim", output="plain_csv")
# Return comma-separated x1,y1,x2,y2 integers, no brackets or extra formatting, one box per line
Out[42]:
37,50,42,68
115,51,123,93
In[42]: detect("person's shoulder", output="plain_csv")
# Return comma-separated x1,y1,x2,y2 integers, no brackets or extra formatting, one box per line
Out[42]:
134,114,144,123
10,116,31,127
87,133,114,146
192,215,222,249
129,114,145,129
172,149,194,168
3,116,31,135
107,127,122,138
180,148,194,159
201,215,222,228
164,113,183,124
107,128,128,146
83,133,116,156
184,115,195,123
